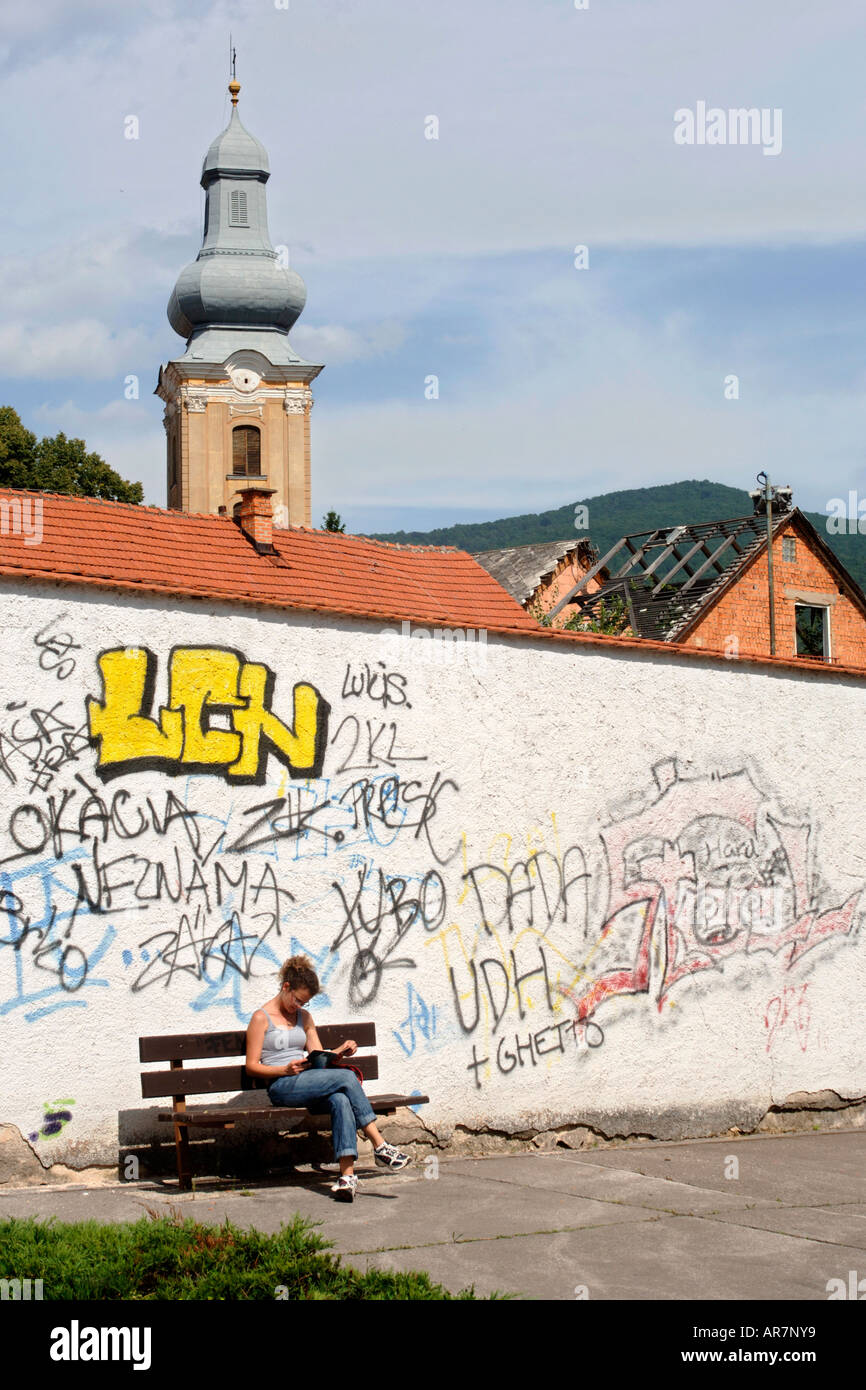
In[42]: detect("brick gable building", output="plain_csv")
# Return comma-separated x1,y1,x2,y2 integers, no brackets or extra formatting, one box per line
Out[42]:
683,511,866,665
544,507,866,667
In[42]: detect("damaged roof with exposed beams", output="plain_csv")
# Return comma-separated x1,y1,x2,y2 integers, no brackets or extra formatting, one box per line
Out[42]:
546,509,866,642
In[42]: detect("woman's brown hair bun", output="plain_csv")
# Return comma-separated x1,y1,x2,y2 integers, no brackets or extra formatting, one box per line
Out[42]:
278,954,320,997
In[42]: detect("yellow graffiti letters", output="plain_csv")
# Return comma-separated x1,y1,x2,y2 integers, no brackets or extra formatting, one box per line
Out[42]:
86,647,329,783
231,663,324,781
168,648,244,767
87,650,183,765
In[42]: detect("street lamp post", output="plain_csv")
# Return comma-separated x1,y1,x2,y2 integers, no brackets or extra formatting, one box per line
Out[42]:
750,474,793,660
761,473,776,656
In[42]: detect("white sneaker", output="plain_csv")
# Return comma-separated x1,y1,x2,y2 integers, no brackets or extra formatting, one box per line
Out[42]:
374,1142,411,1170
331,1173,358,1202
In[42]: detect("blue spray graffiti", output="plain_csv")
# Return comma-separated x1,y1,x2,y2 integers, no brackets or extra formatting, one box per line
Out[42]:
393,980,439,1058
0,849,115,1022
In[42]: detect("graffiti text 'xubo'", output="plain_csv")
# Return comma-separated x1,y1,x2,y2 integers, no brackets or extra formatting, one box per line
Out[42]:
87,647,330,783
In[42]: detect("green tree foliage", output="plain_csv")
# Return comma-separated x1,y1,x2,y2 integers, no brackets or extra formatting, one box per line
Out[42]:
322,510,346,533
563,595,630,636
0,406,143,504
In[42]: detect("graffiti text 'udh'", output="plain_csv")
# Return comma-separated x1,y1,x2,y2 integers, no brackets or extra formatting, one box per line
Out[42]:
86,647,330,783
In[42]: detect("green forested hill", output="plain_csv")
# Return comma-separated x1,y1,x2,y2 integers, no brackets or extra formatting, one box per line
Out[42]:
371,479,866,592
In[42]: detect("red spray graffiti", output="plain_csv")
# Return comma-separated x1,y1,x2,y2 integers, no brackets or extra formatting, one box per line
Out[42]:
563,760,861,1028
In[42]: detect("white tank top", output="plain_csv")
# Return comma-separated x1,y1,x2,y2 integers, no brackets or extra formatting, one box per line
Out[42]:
259,1009,307,1066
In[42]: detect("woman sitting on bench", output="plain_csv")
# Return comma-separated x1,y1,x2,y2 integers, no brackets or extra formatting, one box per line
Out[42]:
246,953,411,1201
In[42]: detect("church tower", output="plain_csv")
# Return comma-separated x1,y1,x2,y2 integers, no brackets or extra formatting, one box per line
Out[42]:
156,78,323,525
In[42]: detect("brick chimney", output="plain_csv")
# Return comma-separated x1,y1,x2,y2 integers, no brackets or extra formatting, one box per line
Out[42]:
233,486,276,552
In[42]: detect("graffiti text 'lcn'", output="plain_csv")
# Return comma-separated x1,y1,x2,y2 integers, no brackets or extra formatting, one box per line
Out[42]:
86,648,329,783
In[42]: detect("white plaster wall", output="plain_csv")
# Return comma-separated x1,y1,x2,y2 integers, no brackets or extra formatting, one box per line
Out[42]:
0,579,863,1167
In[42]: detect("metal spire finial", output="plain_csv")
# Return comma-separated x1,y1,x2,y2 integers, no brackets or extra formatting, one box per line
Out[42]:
229,39,240,106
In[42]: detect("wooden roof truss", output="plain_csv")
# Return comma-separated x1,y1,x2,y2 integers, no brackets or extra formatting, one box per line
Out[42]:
547,516,768,625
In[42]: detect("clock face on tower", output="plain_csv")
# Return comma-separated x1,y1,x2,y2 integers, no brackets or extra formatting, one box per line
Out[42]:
229,366,261,393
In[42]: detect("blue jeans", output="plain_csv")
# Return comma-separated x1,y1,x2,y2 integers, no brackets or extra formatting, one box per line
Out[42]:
267,1069,378,1160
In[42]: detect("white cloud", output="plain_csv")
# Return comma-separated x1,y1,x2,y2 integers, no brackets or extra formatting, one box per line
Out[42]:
0,234,184,322
292,320,406,364
7,0,866,268
0,320,160,381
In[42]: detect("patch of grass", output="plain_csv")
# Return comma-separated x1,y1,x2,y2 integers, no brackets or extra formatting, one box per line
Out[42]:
0,1211,484,1301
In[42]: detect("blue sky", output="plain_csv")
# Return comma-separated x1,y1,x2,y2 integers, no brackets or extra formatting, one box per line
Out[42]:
2,0,865,531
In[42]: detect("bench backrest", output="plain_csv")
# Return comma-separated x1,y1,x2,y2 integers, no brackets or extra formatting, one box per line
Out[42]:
139,1024,378,1100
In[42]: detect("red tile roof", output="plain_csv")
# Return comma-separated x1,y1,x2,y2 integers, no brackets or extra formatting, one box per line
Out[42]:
0,490,539,632
3,489,866,684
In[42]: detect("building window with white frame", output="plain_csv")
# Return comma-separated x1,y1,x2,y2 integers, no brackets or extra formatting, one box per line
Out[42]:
795,603,829,660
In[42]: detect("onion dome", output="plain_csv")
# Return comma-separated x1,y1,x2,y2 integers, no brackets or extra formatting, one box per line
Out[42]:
167,81,307,345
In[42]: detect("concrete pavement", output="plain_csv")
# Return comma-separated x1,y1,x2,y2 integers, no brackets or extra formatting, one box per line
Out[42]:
1,1129,863,1300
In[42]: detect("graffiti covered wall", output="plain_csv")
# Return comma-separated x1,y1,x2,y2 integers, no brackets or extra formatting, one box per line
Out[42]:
1,581,864,1167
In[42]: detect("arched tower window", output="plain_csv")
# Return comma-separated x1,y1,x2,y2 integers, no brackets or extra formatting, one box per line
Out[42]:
232,425,261,476
229,190,248,226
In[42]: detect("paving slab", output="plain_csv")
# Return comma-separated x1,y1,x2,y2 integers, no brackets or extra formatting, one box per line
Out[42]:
443,1152,779,1215
823,1203,866,1219
349,1214,866,1302
572,1130,866,1207
322,1172,662,1253
700,1203,866,1250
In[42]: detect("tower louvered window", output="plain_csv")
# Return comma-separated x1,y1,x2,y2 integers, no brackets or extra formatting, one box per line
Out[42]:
232,425,261,476
229,190,248,226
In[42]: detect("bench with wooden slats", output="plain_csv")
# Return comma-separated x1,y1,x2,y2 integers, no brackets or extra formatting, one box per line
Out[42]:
139,1023,429,1189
